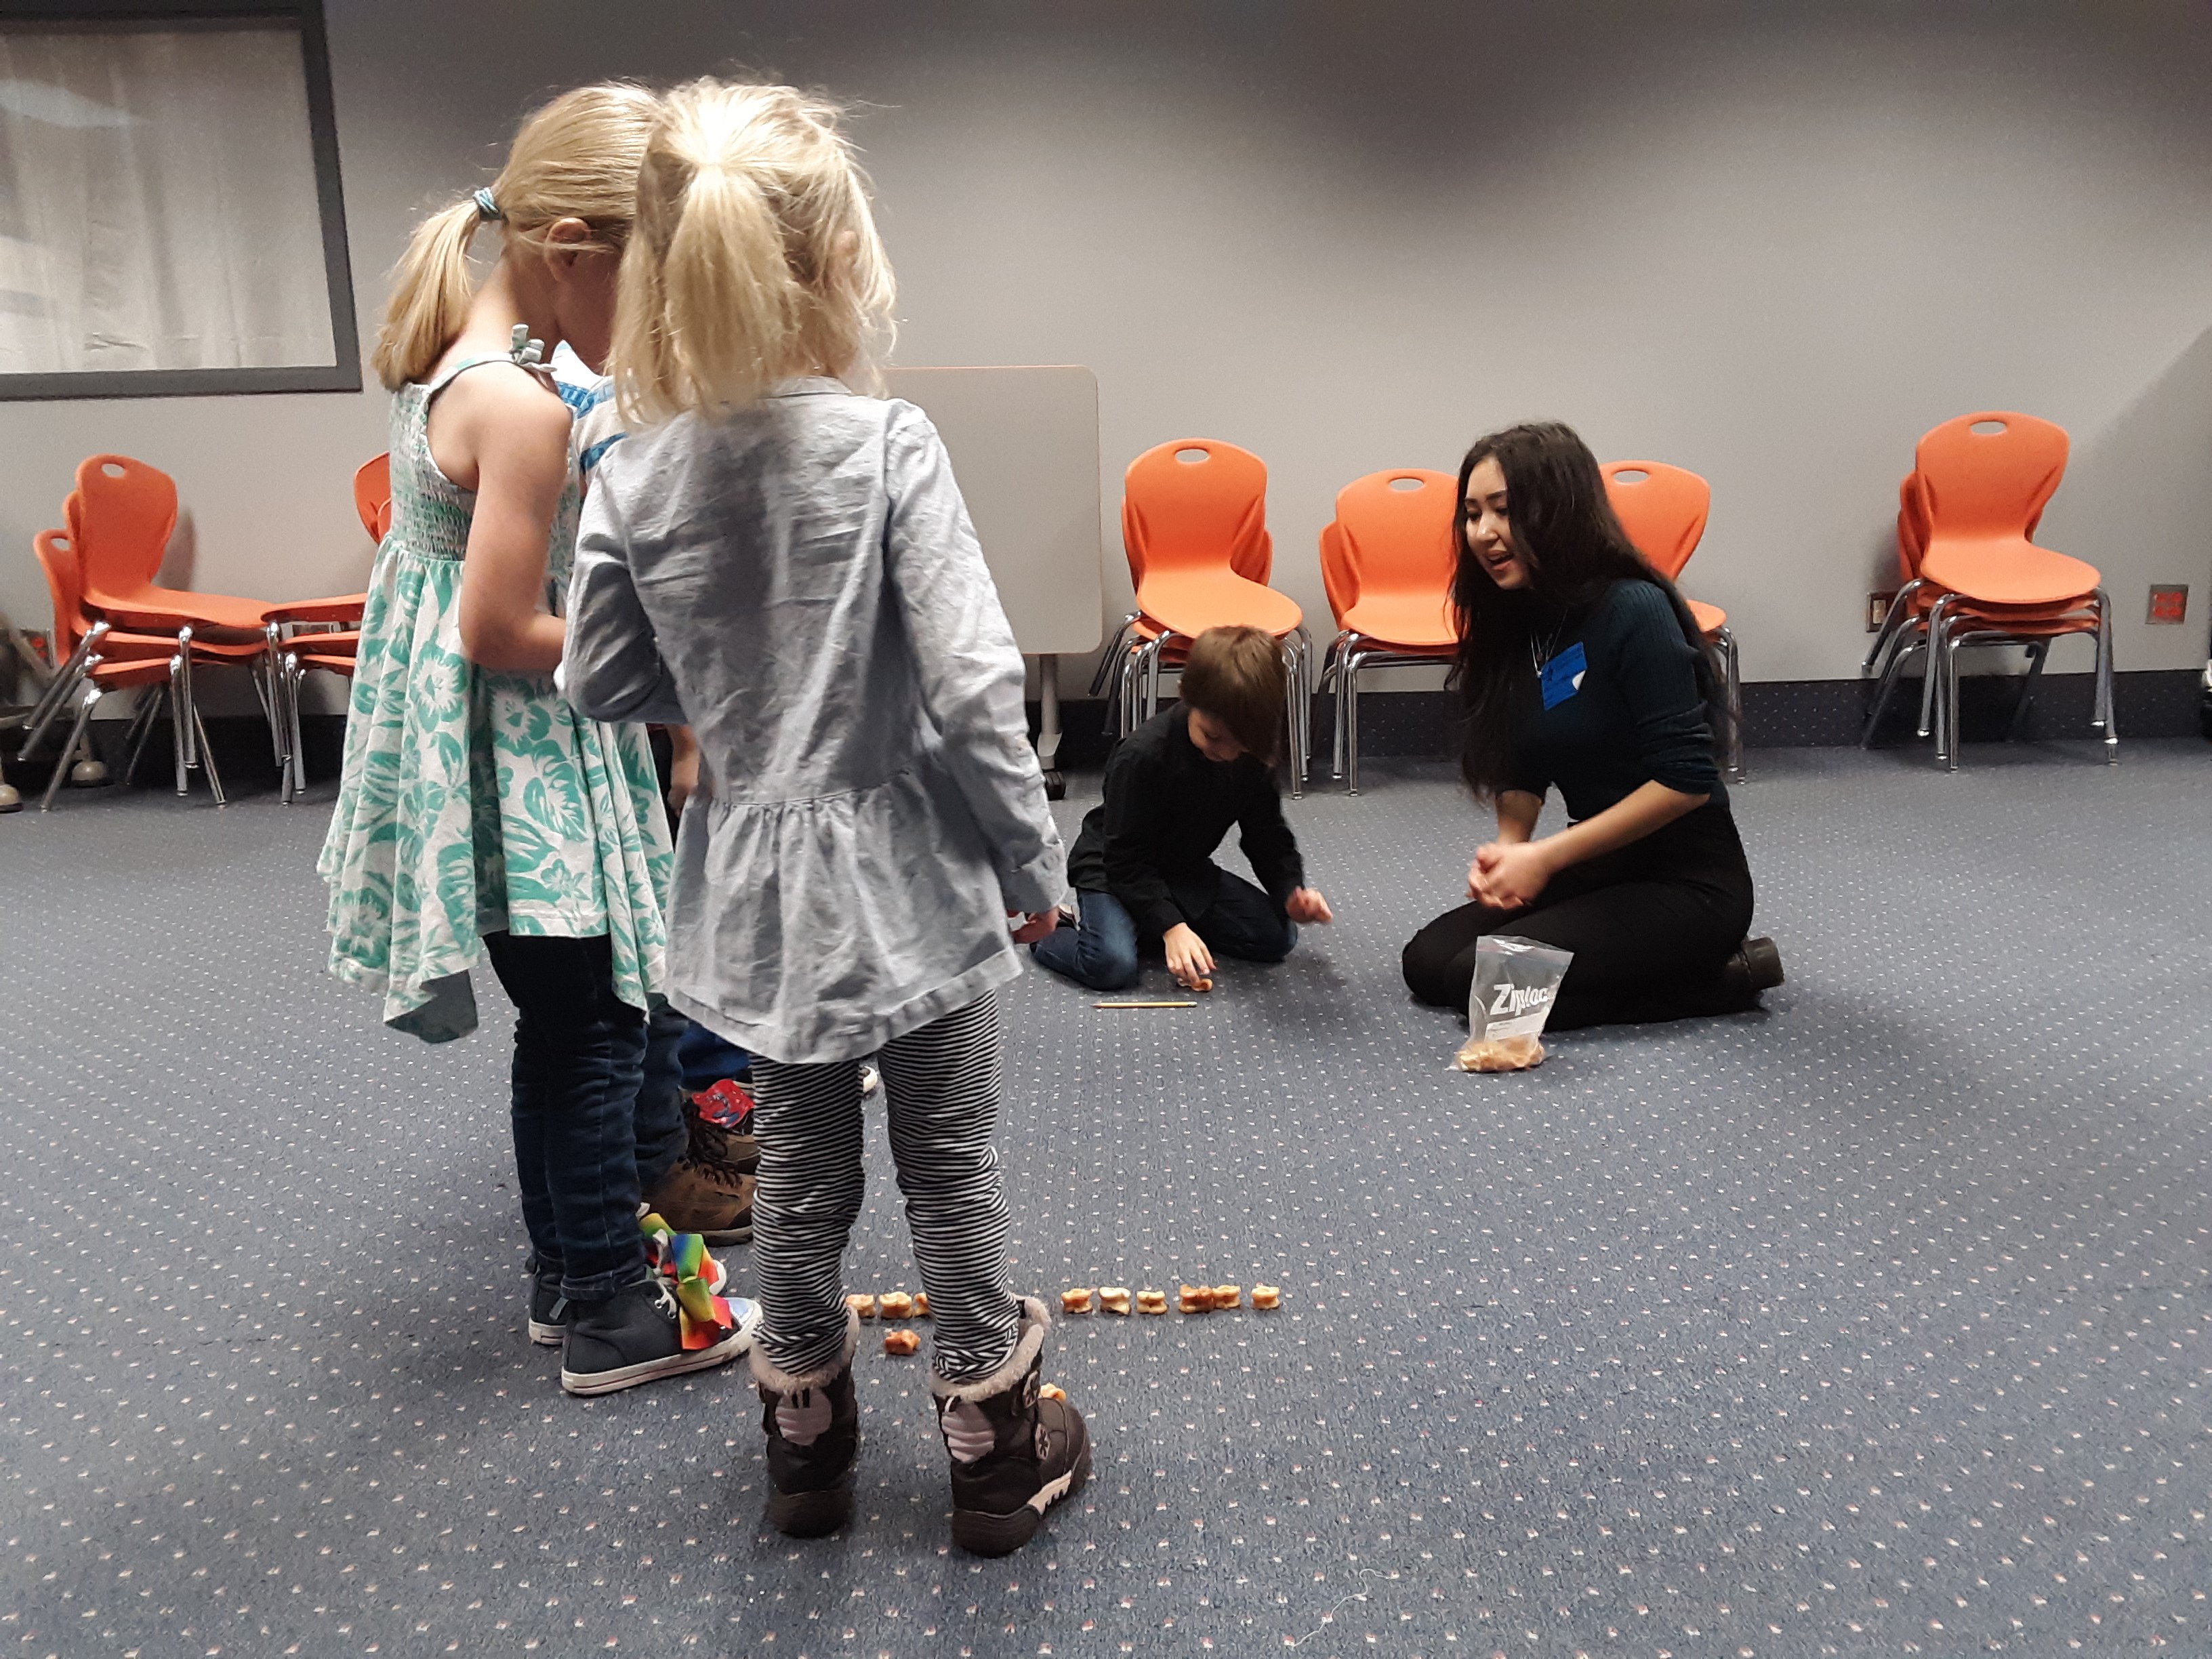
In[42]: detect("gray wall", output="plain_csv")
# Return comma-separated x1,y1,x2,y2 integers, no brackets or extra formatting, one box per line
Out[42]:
7,0,2212,711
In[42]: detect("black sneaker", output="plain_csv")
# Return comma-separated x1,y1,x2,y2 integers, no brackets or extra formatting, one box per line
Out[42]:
528,1267,570,1347
560,1278,757,1397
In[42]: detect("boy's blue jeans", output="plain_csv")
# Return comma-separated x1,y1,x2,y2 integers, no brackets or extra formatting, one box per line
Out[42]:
1029,873,1297,991
483,932,686,1300
676,1019,753,1092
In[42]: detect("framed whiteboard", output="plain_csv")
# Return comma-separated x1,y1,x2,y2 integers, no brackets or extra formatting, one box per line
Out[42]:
883,365,1103,656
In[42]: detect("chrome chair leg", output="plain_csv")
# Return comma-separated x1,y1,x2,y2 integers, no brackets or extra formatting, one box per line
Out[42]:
1325,632,1353,781
39,682,103,811
1860,636,1923,746
1717,626,1745,783
175,626,197,776
2094,589,2118,762
191,703,226,806
1862,579,1925,675
121,687,165,787
1917,596,1953,741
170,653,190,795
1090,615,1137,698
1943,616,1965,773
1346,650,1372,796
17,619,108,747
1281,639,1304,800
1143,634,1167,722
283,651,308,803
2007,641,2049,740
1292,625,1315,788
16,666,85,761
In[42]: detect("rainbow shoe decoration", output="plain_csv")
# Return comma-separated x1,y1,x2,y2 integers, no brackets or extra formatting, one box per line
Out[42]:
641,1212,752,1351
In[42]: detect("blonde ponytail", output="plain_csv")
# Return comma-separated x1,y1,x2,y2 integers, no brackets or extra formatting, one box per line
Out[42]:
371,82,662,392
370,197,488,390
613,80,896,426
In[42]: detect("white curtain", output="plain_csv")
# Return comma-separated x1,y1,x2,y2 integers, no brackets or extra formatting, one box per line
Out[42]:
0,23,336,375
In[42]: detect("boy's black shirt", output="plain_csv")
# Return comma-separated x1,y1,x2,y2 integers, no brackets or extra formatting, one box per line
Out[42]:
1065,703,1305,938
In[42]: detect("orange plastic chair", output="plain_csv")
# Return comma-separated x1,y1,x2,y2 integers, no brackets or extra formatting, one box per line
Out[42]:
22,533,197,808
1111,439,1313,787
1096,442,1277,708
73,455,271,639
1601,461,1708,581
1917,412,2108,766
1866,464,2068,693
354,452,392,541
1319,469,1458,792
20,520,263,802
67,453,289,790
1601,462,1743,782
1864,414,2110,766
261,455,383,801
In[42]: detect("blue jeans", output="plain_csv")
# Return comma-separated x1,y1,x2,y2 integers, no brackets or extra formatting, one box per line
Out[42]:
675,1019,753,1092
1029,871,1297,991
637,999,689,1196
483,933,684,1300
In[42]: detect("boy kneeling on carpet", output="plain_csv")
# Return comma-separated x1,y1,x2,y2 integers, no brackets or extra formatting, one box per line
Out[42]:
1034,625,1333,993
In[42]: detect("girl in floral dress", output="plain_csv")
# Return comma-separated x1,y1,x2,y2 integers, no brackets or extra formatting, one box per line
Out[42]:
320,84,756,1396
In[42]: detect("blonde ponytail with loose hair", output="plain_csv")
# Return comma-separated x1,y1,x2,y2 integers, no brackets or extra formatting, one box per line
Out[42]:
613,79,896,425
371,82,662,391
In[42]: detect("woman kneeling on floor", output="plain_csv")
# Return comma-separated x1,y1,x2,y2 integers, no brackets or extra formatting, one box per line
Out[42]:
1401,421,1782,1028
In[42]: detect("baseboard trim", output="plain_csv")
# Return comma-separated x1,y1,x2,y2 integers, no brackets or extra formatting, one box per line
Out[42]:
1033,670,2205,766
12,670,2197,798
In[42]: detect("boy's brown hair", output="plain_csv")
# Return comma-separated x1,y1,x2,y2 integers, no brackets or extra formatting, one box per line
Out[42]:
1179,626,1285,764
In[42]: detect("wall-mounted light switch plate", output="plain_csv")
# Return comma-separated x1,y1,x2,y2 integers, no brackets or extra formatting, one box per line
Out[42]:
2148,584,2188,624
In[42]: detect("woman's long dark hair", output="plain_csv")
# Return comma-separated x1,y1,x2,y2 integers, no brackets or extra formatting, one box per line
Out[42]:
1448,421,1729,800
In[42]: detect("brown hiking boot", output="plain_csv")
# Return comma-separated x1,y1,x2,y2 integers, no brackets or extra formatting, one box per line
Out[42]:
684,1082,758,1174
644,1160,755,1245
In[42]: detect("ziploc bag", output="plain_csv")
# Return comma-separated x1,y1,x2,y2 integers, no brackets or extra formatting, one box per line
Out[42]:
1454,935,1574,1072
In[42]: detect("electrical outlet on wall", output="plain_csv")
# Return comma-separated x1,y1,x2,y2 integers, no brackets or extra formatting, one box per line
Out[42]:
2148,584,2188,624
1867,592,1898,632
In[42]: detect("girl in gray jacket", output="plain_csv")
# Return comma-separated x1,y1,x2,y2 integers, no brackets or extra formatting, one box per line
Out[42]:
561,79,1089,1557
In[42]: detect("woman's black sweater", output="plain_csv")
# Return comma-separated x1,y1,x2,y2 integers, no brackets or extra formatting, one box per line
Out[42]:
1509,578,1725,820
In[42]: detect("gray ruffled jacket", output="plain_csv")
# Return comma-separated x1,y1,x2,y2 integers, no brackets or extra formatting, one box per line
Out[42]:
562,380,1066,1063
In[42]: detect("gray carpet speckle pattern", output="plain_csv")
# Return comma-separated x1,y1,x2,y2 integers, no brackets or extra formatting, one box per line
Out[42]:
2,739,2208,1658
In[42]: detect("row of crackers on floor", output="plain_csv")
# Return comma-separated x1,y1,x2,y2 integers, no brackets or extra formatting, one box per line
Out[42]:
848,1282,1284,1352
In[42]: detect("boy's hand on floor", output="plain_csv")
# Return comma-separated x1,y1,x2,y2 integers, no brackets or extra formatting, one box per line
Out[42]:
1285,886,1333,924
1164,922,1214,989
1009,909,1059,945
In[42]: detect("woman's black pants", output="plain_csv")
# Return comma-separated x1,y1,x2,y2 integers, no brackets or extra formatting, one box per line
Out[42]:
1401,802,1757,1029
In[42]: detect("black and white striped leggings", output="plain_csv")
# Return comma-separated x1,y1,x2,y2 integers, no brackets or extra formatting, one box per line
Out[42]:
747,991,1021,1383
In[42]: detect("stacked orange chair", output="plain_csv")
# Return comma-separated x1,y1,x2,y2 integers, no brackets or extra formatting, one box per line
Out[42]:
1861,413,2111,767
1106,439,1313,790
1317,470,1458,793
68,453,286,798
22,528,192,809
1600,461,1744,783
269,454,377,801
20,461,278,804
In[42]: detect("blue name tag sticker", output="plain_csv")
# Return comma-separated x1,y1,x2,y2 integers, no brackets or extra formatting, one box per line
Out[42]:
1540,640,1587,710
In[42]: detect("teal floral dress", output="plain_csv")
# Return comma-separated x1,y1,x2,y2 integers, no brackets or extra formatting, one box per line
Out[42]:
319,340,673,1042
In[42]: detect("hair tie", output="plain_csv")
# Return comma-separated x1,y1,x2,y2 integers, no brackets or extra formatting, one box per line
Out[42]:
472,186,504,222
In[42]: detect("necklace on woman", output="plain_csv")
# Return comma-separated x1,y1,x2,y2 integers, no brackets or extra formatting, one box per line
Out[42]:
1530,615,1568,674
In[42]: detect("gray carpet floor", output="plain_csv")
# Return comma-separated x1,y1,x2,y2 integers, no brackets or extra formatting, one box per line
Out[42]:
2,739,2208,1659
